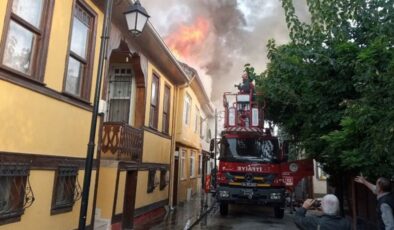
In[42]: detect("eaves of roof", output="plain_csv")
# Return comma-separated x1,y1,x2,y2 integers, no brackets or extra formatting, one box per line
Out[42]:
93,0,190,85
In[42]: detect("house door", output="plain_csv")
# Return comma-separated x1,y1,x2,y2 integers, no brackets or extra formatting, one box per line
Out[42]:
107,67,133,123
172,157,179,206
122,170,138,229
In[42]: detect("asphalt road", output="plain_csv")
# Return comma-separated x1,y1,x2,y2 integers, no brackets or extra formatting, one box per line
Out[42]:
193,204,300,230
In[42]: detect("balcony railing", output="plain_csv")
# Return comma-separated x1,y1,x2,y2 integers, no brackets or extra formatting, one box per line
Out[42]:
101,122,143,161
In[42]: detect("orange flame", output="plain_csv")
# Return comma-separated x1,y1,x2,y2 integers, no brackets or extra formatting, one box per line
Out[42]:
165,17,210,60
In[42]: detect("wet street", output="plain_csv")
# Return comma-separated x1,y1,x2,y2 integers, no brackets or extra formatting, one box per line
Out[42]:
194,204,299,230
139,193,300,230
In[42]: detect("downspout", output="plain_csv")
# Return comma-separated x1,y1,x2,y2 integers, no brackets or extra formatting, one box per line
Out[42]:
168,85,178,208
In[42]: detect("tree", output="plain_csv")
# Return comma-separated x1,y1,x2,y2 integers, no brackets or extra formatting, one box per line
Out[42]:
256,0,394,179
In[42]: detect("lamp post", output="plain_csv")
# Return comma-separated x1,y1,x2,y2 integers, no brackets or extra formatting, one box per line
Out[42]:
78,0,149,229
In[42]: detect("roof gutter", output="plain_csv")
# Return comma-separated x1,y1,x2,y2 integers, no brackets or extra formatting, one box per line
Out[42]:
180,73,196,89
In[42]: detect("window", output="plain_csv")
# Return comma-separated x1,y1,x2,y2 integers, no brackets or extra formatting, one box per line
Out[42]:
194,106,199,133
147,169,156,193
0,164,34,224
189,152,195,178
180,150,186,180
51,166,81,214
162,85,171,134
149,74,159,129
183,93,191,125
63,1,96,100
222,138,279,163
108,67,132,123
198,154,202,176
0,0,53,81
199,116,204,138
316,163,328,180
159,169,168,190
206,129,212,142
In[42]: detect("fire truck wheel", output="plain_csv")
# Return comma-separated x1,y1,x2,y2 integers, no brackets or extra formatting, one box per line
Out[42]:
219,202,229,216
274,206,284,219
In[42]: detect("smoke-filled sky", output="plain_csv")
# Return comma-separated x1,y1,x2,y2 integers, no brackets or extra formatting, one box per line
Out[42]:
142,0,309,103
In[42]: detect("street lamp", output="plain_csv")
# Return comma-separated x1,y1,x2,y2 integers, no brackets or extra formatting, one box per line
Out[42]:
124,0,150,35
78,0,149,229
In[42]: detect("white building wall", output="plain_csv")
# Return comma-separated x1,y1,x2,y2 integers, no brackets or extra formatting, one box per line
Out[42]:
313,160,328,197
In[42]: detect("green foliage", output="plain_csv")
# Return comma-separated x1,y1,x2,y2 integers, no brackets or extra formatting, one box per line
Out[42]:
256,0,394,179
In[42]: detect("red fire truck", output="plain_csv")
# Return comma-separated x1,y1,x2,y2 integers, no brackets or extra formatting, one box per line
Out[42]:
214,82,314,218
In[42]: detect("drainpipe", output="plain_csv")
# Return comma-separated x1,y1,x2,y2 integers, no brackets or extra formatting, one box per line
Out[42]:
78,0,113,229
168,86,179,208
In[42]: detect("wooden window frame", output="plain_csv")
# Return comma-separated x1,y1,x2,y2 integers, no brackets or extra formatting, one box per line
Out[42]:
206,129,212,142
0,164,34,226
200,116,204,138
51,166,81,215
0,0,54,83
147,169,156,193
162,84,171,134
159,169,168,190
107,67,133,123
183,93,191,126
194,106,199,133
189,151,196,178
316,163,328,181
180,150,186,180
62,0,97,102
149,73,160,129
198,154,202,176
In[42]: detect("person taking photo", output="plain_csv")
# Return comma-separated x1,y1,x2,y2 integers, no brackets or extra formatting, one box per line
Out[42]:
294,194,351,230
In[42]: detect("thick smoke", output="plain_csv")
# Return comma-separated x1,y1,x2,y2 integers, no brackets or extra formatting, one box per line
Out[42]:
142,0,309,101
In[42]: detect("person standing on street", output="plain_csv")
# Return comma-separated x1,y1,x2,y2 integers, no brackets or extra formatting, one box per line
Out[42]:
355,176,394,230
294,194,352,230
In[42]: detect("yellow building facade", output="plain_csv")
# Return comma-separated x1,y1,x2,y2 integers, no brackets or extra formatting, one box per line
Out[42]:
93,3,192,228
0,0,103,229
171,64,214,206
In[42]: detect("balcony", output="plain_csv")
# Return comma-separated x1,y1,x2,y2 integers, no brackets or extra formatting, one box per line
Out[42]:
101,122,143,162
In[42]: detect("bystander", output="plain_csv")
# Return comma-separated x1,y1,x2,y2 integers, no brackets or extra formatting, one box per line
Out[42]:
294,194,351,230
355,176,394,230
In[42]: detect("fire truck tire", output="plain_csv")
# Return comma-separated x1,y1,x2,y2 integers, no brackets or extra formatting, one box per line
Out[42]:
219,202,229,216
274,207,284,219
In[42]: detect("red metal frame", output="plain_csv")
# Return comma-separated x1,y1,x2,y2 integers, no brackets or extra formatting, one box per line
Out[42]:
223,91,264,129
